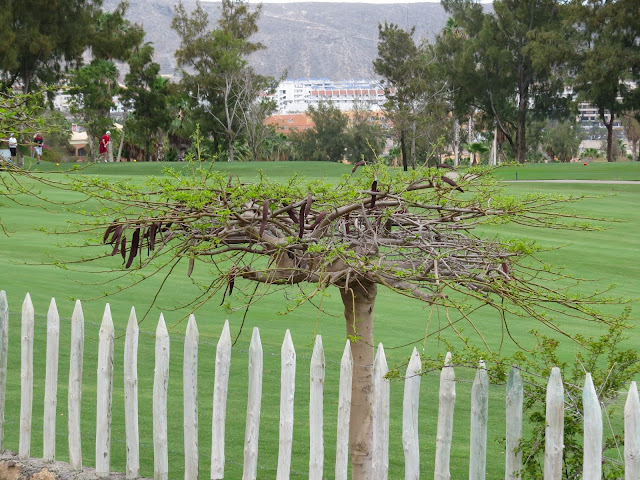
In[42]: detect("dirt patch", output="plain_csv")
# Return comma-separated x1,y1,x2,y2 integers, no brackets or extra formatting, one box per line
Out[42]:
0,452,152,480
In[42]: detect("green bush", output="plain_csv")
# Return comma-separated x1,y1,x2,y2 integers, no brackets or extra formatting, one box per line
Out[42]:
42,147,67,163
165,147,179,162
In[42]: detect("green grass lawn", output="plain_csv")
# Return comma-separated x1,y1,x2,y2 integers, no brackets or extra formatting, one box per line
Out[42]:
1,160,638,478
492,160,640,181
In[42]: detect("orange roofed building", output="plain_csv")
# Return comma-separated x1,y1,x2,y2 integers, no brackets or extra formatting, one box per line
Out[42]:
264,113,315,135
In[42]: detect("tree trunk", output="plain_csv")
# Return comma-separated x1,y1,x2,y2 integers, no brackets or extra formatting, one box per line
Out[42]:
228,143,234,162
145,136,151,163
411,120,417,169
453,119,460,167
604,113,615,162
400,130,408,172
516,94,527,164
340,281,376,480
632,139,638,162
108,136,114,163
116,109,127,163
468,113,477,165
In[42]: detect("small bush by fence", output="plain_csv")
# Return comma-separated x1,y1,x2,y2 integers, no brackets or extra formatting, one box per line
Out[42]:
0,290,639,479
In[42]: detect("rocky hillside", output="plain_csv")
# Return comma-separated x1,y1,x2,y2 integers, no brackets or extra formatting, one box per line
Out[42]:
104,0,452,80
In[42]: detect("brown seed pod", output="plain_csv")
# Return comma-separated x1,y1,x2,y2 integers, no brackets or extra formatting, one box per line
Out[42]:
103,223,118,244
304,192,312,218
149,223,158,251
187,257,195,277
120,236,126,260
310,211,327,231
285,205,299,224
110,226,124,256
371,180,378,208
126,228,140,268
436,163,456,170
442,176,464,192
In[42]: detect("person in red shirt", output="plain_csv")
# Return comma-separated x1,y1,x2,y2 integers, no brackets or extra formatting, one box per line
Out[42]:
99,130,111,162
33,132,44,164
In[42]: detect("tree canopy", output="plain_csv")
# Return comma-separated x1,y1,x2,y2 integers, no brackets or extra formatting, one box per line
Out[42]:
0,0,100,93
172,0,271,162
436,0,572,163
568,0,639,162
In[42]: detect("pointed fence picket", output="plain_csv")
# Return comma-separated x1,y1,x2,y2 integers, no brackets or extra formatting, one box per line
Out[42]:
0,291,8,451
0,292,639,480
372,343,390,480
545,367,564,480
505,366,523,480
68,300,84,471
153,314,170,480
469,360,488,480
277,329,296,480
434,352,455,480
403,348,421,480
625,382,640,480
211,320,231,480
19,293,34,460
183,314,199,480
583,373,603,480
43,298,60,462
334,340,353,480
96,304,115,478
124,307,139,480
309,335,325,480
243,327,263,480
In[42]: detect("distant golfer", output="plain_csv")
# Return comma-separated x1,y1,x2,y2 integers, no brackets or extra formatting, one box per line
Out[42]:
99,130,111,162
33,132,44,164
8,133,17,161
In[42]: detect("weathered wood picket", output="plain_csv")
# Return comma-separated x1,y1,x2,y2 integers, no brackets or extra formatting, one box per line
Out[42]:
0,290,639,479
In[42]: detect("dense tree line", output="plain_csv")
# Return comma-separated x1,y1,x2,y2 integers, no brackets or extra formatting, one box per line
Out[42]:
1,0,639,164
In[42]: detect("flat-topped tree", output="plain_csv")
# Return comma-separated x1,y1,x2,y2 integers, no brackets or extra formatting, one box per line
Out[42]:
19,161,616,478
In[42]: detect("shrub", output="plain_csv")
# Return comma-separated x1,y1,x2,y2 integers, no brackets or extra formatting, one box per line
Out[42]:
42,148,67,163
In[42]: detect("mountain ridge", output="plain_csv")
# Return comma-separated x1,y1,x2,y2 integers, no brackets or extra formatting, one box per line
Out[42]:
104,0,453,80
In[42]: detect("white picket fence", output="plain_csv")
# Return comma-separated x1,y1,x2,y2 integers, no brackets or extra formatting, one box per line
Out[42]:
0,290,639,479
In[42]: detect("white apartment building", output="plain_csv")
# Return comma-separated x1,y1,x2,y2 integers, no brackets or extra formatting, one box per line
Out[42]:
269,78,388,114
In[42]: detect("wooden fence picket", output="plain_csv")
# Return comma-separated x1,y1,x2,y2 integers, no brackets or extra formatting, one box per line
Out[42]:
0,291,8,451
96,304,115,478
309,335,325,480
373,343,389,480
68,300,84,471
334,340,353,480
184,314,199,480
211,320,231,480
153,314,170,480
625,381,640,479
403,348,421,480
243,327,263,480
43,298,60,462
582,373,602,480
124,307,139,480
434,352,455,480
469,360,488,480
505,366,523,480
544,367,564,480
19,293,34,460
277,329,296,480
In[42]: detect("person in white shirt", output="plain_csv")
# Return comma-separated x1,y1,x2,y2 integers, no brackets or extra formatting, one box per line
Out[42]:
8,133,17,160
